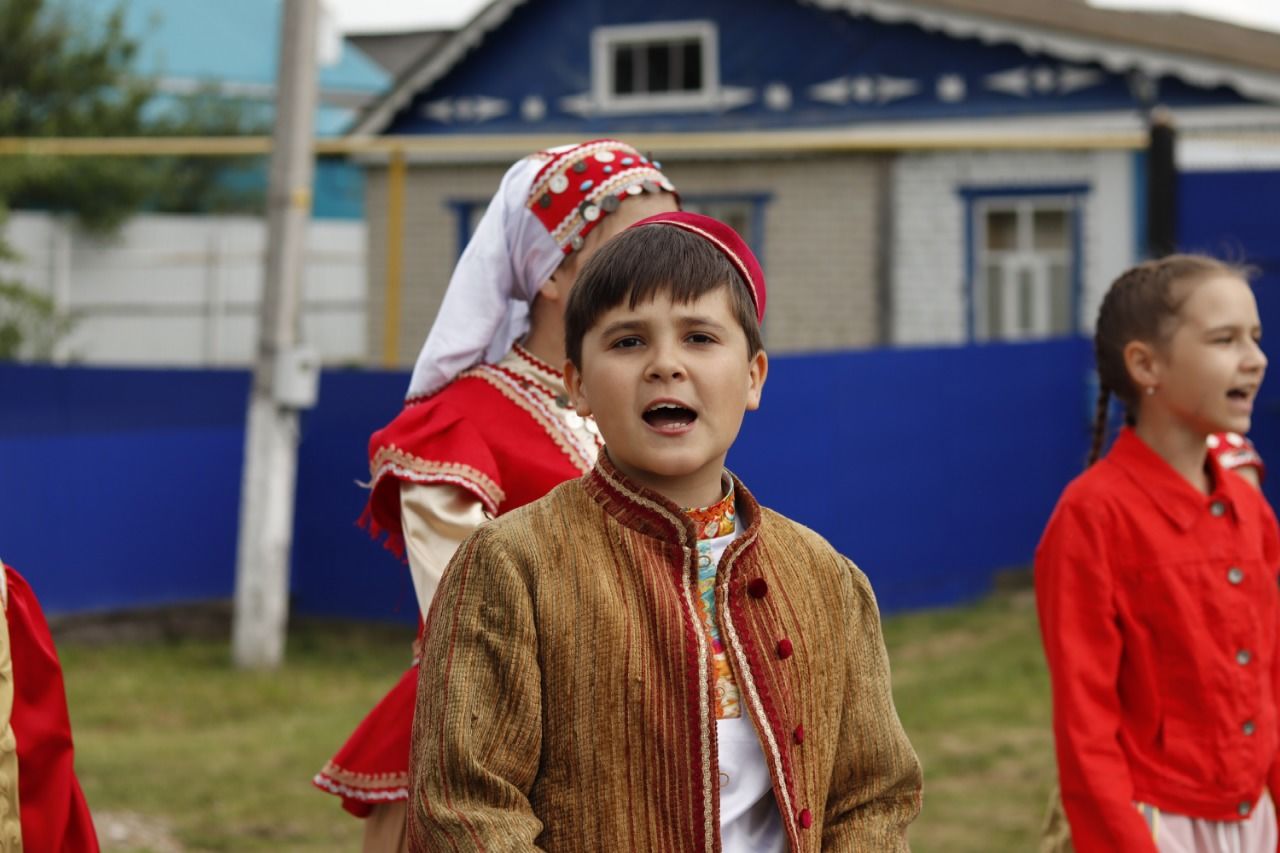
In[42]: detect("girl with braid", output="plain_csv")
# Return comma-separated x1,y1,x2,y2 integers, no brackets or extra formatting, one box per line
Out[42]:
1036,255,1279,852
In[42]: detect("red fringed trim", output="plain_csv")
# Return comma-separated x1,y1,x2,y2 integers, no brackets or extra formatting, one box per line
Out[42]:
358,503,408,561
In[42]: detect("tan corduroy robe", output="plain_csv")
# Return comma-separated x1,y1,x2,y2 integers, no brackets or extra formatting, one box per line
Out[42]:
408,454,922,852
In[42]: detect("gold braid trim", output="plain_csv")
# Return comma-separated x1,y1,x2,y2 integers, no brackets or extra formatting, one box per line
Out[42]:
466,365,595,473
370,446,505,514
315,762,408,792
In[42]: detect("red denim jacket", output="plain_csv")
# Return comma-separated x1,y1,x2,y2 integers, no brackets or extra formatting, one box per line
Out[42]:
1036,427,1280,852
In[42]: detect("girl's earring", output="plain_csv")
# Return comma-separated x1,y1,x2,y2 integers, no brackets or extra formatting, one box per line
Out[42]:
1145,386,1156,396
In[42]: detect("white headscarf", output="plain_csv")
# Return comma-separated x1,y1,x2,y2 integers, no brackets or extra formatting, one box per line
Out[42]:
405,155,562,399
405,141,676,399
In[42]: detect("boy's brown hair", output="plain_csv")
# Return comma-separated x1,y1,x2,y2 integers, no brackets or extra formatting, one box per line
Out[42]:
564,224,764,368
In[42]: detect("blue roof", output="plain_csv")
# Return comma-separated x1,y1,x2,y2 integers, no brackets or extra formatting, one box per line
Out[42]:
63,0,388,94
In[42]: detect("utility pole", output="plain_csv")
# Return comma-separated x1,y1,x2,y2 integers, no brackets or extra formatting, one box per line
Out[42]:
1146,107,1178,259
232,0,322,669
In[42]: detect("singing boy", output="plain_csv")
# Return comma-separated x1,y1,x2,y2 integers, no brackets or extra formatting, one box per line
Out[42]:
408,212,922,852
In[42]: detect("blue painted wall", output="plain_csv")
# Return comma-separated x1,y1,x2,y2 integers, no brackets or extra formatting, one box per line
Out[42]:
387,0,1255,136
1,340,1092,620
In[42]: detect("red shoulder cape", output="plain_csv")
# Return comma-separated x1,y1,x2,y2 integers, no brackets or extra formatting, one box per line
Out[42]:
361,367,593,556
6,566,100,852
322,366,594,815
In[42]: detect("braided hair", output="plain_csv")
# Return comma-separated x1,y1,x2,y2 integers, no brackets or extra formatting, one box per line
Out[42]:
1088,254,1249,466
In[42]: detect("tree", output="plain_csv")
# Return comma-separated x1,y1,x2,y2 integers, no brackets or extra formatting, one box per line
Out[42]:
0,0,268,228
0,209,72,360
0,0,266,358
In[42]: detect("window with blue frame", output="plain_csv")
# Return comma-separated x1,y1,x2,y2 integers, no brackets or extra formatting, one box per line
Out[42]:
680,196,762,251
450,199,492,246
964,187,1087,342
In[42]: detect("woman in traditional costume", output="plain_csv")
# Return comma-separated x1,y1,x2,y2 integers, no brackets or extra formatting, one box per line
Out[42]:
313,139,678,851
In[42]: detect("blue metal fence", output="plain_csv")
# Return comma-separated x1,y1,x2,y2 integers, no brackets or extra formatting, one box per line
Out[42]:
1,338,1093,620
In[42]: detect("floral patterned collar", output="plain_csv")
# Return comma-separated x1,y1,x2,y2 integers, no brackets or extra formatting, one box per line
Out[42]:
683,480,736,541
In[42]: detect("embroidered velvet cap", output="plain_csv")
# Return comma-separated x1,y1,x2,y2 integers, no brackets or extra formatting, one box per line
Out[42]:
527,139,676,256
627,211,766,323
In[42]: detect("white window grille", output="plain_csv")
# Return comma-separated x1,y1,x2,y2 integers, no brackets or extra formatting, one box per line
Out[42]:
973,197,1077,341
591,21,718,113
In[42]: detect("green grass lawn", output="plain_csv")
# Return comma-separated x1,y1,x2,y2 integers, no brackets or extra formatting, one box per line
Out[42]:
887,587,1055,851
60,587,1055,852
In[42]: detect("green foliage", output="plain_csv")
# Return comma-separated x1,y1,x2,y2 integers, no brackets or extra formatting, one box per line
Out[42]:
0,0,267,232
0,202,74,362
0,279,72,360
0,0,268,359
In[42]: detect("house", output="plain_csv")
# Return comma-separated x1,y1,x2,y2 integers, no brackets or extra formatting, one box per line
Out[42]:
347,0,1280,364
348,29,453,80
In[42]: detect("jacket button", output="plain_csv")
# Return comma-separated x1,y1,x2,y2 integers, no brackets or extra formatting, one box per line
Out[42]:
1243,720,1256,736
1228,567,1244,584
1237,649,1252,666
794,724,805,744
1239,801,1252,817
1210,501,1226,517
798,808,813,828
777,638,794,659
747,578,769,599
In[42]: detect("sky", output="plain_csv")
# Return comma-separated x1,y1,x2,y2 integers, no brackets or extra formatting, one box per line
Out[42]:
323,0,1280,35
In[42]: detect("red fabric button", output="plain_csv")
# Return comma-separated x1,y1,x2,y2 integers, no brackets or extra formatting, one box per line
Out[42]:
777,638,794,659
747,578,769,598
799,808,813,828
794,725,805,744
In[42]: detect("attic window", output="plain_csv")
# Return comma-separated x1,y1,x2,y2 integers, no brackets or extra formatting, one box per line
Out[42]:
592,21,718,113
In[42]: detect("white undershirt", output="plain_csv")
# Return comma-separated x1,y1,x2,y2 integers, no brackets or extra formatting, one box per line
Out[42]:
704,530,787,853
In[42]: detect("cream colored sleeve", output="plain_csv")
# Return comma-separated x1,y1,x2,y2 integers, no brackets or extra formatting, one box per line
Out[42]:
399,482,488,620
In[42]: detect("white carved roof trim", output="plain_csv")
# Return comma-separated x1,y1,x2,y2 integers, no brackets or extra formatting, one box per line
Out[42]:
350,0,1280,139
803,0,1280,102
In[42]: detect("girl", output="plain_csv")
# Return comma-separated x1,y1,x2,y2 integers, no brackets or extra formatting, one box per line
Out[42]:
1036,254,1279,852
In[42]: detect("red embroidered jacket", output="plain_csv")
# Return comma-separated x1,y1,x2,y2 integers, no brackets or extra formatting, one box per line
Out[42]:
1036,427,1280,851
363,361,595,557
320,351,596,815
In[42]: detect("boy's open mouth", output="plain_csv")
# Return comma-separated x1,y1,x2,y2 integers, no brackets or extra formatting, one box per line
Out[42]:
643,402,697,429
1227,387,1253,401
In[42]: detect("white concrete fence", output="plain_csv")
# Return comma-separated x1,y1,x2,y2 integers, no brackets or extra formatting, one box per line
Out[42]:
0,211,367,367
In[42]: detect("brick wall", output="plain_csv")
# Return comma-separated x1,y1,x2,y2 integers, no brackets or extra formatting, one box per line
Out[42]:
363,153,888,364
364,162,510,367
662,154,887,352
889,149,1134,344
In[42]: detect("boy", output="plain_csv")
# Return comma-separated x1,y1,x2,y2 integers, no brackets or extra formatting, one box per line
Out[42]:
407,212,922,851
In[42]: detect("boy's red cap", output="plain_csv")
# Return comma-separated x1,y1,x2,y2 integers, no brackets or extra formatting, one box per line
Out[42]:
627,211,766,323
